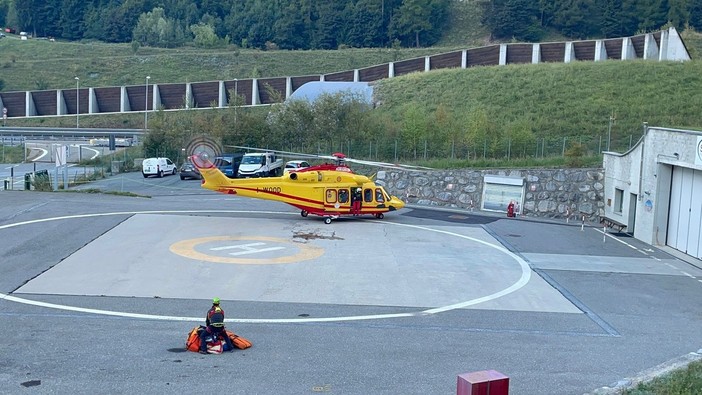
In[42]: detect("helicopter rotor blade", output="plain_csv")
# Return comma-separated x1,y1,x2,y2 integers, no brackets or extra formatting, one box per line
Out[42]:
343,157,434,171
224,145,323,160
223,145,433,170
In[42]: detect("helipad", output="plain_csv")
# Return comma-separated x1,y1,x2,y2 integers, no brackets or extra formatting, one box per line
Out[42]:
13,212,580,320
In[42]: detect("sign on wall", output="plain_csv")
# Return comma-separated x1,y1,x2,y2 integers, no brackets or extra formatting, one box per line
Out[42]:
696,136,702,166
482,175,525,212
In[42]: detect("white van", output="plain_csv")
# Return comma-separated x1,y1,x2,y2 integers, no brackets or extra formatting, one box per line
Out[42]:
142,157,177,178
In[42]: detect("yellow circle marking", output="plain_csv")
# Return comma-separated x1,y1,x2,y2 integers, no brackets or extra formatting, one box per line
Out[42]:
170,235,324,265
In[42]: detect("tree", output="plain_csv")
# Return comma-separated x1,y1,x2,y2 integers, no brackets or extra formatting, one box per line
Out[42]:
344,0,386,47
313,2,343,49
667,0,690,29
481,0,543,41
60,0,86,39
191,22,219,48
273,1,309,50
133,7,185,47
431,103,455,159
4,0,18,31
14,0,36,32
599,0,626,38
504,118,535,158
691,0,702,30
551,0,599,39
637,0,670,31
390,0,434,47
400,103,427,159
464,106,496,160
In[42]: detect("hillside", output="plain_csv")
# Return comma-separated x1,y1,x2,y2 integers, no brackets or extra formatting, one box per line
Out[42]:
374,60,702,153
0,37,449,92
2,25,702,164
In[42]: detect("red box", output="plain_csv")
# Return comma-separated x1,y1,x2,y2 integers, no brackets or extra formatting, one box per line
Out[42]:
457,370,509,395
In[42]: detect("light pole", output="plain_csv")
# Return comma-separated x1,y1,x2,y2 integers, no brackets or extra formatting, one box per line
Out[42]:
145,76,151,130
75,77,79,128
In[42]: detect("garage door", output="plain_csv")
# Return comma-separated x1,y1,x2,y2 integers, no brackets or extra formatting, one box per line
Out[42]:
667,166,702,259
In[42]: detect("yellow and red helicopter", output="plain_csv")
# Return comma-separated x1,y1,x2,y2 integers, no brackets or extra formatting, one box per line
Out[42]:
190,148,430,224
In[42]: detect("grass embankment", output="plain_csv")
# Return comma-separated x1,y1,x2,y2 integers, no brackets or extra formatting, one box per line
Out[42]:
0,145,25,163
0,38,452,92
623,359,702,395
375,59,702,153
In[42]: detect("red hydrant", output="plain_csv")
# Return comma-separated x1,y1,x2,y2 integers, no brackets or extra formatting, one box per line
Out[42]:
507,201,515,218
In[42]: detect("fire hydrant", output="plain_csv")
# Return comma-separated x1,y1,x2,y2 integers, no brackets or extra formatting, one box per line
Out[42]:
507,201,515,218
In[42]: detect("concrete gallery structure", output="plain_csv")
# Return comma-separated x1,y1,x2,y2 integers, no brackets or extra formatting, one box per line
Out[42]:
603,124,702,261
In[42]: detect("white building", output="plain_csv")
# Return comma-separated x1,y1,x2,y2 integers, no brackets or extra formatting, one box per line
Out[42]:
603,125,702,261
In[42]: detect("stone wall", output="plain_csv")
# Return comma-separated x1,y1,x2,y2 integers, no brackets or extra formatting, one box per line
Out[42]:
377,168,605,221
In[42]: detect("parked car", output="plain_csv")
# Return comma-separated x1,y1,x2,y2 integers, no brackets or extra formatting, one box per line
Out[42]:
214,153,244,178
284,160,311,174
142,157,177,178
179,161,201,180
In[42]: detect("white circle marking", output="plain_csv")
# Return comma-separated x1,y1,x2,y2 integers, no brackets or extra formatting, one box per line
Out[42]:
0,210,531,323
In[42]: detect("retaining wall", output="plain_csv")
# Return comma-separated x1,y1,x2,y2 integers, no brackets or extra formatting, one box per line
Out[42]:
379,168,605,221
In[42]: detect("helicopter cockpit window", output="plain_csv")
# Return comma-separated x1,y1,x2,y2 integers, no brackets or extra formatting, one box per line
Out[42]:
338,189,349,203
364,189,373,203
326,189,337,203
375,188,384,203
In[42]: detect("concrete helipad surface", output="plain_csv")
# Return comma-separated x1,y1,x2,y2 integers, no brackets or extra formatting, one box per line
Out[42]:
17,213,579,315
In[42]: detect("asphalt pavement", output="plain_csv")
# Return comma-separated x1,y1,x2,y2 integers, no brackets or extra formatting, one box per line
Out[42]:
0,171,701,394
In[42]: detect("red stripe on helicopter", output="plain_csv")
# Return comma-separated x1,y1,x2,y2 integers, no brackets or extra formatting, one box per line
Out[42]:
216,186,321,205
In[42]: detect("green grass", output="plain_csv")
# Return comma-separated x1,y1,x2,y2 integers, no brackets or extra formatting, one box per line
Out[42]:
623,359,702,395
374,59,702,153
0,145,26,163
0,38,454,92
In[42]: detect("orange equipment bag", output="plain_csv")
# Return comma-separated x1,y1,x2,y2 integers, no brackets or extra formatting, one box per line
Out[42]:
225,330,252,349
185,326,203,352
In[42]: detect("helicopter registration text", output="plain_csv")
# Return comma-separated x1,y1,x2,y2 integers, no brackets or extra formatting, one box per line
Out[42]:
260,186,282,193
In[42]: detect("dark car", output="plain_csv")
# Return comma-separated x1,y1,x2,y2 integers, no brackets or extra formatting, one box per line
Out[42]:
214,153,244,178
179,161,201,180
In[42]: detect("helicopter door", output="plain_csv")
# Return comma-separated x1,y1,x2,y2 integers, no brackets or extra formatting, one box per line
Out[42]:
351,188,362,215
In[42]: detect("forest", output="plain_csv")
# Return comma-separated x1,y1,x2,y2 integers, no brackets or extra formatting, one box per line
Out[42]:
1,0,701,50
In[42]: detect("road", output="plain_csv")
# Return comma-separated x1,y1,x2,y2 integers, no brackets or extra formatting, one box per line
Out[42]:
1,171,701,394
1,139,127,190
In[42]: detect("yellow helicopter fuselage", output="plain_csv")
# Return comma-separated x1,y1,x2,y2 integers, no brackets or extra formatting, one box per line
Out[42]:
198,165,405,220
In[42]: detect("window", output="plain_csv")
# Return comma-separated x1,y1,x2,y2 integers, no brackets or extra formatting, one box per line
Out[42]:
338,189,349,203
614,188,624,213
375,189,384,203
326,189,337,203
364,189,373,203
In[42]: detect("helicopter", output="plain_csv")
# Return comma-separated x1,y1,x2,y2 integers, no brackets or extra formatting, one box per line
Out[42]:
190,148,430,224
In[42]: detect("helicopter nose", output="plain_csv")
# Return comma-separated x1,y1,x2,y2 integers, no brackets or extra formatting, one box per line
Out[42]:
388,196,405,211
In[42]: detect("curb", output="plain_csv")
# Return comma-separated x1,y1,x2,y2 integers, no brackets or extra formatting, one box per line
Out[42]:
585,348,702,394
